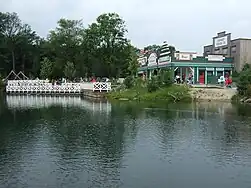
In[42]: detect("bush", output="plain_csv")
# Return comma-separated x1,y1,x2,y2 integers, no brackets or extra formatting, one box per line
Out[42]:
147,76,159,92
124,76,134,89
161,69,173,87
237,68,251,96
135,77,145,88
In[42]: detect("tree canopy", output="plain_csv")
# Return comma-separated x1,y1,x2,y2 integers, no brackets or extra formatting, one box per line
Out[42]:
0,12,141,80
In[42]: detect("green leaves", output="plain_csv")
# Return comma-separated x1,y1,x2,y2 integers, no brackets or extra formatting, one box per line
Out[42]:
0,11,138,79
0,12,41,74
237,64,251,96
64,62,76,80
40,57,54,79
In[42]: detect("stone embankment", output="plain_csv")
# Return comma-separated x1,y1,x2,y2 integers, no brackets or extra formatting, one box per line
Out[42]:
190,88,237,101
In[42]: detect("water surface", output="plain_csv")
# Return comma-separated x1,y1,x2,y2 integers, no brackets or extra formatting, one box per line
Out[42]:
0,95,251,188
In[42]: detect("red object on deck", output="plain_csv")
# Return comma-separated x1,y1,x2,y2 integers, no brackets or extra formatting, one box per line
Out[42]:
199,72,205,84
225,78,232,85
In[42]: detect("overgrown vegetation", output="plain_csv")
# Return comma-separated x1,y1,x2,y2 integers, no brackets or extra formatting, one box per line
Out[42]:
108,70,191,103
232,64,251,102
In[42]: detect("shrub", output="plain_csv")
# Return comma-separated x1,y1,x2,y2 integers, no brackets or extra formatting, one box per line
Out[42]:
124,76,134,89
147,76,159,92
161,69,173,87
135,77,146,88
237,68,251,96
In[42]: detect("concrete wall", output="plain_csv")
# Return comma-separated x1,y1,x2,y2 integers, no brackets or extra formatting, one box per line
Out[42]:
230,39,241,71
239,39,251,71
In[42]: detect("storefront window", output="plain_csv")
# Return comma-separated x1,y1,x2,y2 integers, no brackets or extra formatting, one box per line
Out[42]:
222,47,228,54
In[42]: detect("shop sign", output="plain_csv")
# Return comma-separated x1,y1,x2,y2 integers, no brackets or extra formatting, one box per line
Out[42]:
207,55,225,61
216,68,224,71
206,68,214,71
214,36,228,48
148,53,157,66
158,56,171,64
176,53,192,60
137,57,147,66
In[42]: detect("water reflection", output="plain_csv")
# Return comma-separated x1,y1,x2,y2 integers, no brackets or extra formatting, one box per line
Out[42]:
0,98,251,188
5,95,111,113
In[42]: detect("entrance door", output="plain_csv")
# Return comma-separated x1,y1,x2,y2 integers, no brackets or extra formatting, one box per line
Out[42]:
199,70,205,84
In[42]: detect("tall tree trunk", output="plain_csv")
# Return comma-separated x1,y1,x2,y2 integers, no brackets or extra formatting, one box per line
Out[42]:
12,51,15,72
22,54,25,73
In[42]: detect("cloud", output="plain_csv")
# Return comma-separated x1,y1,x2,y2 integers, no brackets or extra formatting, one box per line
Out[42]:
1,0,251,53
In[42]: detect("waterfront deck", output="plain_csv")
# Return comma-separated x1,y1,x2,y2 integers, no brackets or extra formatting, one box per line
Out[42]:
5,80,111,96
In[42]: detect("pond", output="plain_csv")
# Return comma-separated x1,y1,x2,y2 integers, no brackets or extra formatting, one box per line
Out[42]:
0,95,251,188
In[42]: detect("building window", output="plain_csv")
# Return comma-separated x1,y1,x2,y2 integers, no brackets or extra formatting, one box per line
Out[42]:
214,49,220,54
231,46,236,53
222,47,228,55
204,51,210,55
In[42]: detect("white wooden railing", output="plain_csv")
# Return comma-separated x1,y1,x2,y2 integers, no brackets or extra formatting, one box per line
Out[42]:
81,82,111,92
6,80,112,94
6,80,81,94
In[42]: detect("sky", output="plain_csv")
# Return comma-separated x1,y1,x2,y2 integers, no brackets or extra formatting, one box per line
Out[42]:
1,0,251,54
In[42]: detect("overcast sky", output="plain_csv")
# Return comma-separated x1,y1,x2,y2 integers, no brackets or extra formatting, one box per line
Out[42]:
1,0,251,53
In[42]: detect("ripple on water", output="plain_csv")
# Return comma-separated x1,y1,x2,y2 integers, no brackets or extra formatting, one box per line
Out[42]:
1,99,251,188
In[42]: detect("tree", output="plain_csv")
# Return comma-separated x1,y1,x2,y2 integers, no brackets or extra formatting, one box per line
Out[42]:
144,44,160,52
0,11,143,79
85,13,131,77
127,46,139,76
40,57,54,79
46,18,85,77
0,12,41,77
0,12,23,72
64,61,76,80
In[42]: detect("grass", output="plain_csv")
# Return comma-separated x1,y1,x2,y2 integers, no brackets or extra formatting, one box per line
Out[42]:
107,84,192,103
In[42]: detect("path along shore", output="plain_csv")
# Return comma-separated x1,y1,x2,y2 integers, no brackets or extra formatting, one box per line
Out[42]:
190,87,237,101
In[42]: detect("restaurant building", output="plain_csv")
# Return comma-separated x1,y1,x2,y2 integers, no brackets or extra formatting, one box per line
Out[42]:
137,42,234,84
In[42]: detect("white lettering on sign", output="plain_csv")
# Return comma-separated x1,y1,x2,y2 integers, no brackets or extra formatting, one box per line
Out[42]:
214,36,228,48
176,53,192,60
137,57,147,66
148,53,157,66
158,56,171,64
207,55,225,61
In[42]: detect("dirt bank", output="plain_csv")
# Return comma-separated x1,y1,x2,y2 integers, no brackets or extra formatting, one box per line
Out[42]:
190,88,237,101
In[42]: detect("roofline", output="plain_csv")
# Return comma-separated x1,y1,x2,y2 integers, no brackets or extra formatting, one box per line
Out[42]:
175,51,197,54
231,38,251,42
204,44,213,47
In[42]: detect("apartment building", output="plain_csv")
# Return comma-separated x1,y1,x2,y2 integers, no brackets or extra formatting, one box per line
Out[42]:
203,31,251,72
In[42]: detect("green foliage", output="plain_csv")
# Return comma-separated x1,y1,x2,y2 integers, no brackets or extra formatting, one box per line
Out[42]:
64,62,76,80
134,77,145,88
124,76,134,89
0,11,139,79
108,85,191,103
160,69,173,87
147,76,159,92
242,64,250,71
237,65,251,96
0,12,41,75
39,57,54,79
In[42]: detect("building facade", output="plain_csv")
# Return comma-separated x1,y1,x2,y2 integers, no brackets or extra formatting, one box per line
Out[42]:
137,49,234,85
204,31,251,72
